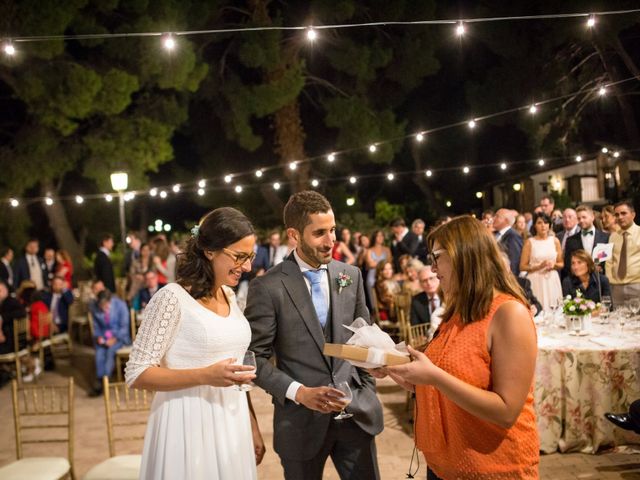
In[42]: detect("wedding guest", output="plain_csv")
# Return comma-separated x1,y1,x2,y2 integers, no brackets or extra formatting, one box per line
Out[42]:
14,239,47,291
374,260,402,322
365,230,391,292
125,207,264,478
0,280,27,355
94,234,116,293
390,218,419,271
127,242,153,303
515,214,530,240
136,271,166,310
55,250,74,289
377,215,539,479
562,250,611,303
123,232,141,276
605,399,640,434
401,258,424,296
90,290,130,396
410,265,441,326
606,200,640,306
601,205,620,234
42,276,74,334
331,228,356,265
43,248,57,284
520,213,563,310
0,247,14,289
152,237,172,284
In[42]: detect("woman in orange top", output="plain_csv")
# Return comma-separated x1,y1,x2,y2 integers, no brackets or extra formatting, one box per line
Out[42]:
379,216,539,479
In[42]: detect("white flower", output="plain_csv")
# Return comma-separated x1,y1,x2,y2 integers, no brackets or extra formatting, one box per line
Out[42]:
565,295,572,300
569,305,576,312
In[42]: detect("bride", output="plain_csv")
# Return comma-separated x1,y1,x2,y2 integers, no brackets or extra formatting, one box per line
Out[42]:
125,207,264,479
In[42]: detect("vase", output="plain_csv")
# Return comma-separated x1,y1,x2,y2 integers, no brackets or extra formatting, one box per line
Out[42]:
565,313,592,334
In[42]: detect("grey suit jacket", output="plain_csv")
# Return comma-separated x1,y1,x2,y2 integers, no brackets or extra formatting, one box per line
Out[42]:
245,254,384,461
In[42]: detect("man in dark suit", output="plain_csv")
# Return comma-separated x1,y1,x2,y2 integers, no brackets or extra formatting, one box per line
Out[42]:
390,218,419,272
556,208,580,254
492,208,524,275
94,234,116,293
410,265,441,326
246,191,383,480
42,276,74,333
13,239,47,291
43,247,57,284
136,270,166,310
606,399,640,434
0,247,14,290
564,205,610,277
411,219,428,263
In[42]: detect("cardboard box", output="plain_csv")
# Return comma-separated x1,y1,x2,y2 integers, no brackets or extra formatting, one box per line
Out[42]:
323,343,410,367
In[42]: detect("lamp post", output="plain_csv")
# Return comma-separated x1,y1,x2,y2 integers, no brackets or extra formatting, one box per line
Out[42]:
110,172,128,254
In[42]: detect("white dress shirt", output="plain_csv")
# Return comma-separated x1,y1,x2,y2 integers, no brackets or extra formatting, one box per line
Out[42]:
285,249,330,403
581,227,596,254
27,254,44,290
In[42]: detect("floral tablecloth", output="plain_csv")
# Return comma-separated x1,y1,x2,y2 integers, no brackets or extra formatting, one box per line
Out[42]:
535,325,640,453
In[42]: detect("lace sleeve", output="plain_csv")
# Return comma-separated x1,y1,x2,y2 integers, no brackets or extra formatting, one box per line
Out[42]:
124,285,181,387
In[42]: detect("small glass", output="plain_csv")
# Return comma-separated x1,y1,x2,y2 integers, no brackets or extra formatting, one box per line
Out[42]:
329,381,353,420
599,296,612,324
234,350,256,391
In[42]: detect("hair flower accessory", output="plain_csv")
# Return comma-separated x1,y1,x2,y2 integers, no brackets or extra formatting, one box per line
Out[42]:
336,271,353,294
190,224,200,238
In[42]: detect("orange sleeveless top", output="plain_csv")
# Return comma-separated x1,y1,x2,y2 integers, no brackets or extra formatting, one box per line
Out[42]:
415,294,539,479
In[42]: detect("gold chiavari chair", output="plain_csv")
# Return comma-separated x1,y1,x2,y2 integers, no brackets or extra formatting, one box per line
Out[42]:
393,292,413,342
0,377,75,479
34,312,72,370
83,377,152,480
115,309,138,382
0,317,30,384
407,322,430,352
68,300,92,347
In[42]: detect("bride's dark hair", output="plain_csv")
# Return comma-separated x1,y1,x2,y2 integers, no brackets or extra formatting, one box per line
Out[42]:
177,207,255,299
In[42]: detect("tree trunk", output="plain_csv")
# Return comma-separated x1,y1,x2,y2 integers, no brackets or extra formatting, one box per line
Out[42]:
40,180,87,279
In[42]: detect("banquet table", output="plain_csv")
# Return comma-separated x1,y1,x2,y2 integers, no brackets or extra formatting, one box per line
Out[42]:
535,320,640,453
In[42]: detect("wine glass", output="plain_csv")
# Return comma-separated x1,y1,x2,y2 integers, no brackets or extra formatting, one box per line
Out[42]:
234,350,257,391
329,381,353,420
599,296,612,324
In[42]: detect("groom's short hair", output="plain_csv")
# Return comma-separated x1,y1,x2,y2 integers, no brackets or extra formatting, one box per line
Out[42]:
284,190,332,233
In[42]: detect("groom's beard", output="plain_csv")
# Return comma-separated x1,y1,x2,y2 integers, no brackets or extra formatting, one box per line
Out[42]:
299,239,332,266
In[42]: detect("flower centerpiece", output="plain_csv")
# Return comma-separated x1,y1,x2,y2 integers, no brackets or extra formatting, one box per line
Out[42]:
562,291,600,334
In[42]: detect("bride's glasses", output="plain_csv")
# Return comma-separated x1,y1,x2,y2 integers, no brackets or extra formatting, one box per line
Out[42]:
222,248,256,266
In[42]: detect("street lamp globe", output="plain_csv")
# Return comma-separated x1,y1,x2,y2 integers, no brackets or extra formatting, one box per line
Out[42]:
110,172,128,191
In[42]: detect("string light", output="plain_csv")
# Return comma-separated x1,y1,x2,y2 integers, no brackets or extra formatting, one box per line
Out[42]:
346,197,356,206
446,200,452,208
234,185,243,193
124,192,135,201
387,173,395,181
197,188,205,196
602,147,609,153
327,153,336,163
172,184,180,193
538,159,545,166
476,191,483,199
455,22,465,36
500,162,507,170
159,190,168,199
306,27,317,41
425,169,433,177
9,198,19,207
468,119,476,129
311,179,319,187
150,188,158,197
513,183,522,191
415,132,425,142
463,166,470,174
198,179,206,188
224,174,232,183
289,161,297,171
349,176,357,184
105,194,113,202
575,155,582,162
162,33,176,51
613,151,620,158
587,15,596,27
3,41,15,56
75,195,84,204
273,182,281,190
255,169,263,178
529,104,538,114
598,86,607,96
368,144,377,153
45,197,53,206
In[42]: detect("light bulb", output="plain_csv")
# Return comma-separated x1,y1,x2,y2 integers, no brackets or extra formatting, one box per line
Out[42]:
224,174,232,183
162,34,176,51
150,188,158,197
476,191,483,199
235,185,243,193
75,195,84,204
273,182,281,190
587,15,596,28
306,27,317,41
446,200,452,208
198,179,206,188
468,119,476,129
538,159,545,166
602,147,608,153
311,179,319,187
575,155,582,162
159,191,167,199
368,144,377,153
463,166,470,174
349,176,357,184
416,132,425,142
255,169,263,178
172,184,180,193
105,194,113,202
598,86,607,96
613,151,620,158
327,153,336,163
529,104,537,114
45,197,53,206
3,43,15,56
289,162,297,170
9,198,18,207
500,163,507,170
425,170,433,177
456,22,465,37
197,188,205,196
387,173,395,181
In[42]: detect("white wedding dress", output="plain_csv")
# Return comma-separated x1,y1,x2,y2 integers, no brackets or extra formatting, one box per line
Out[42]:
125,283,257,480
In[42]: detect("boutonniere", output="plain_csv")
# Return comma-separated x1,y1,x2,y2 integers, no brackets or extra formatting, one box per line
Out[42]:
336,272,353,294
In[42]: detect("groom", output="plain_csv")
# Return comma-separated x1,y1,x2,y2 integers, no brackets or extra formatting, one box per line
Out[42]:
246,191,383,479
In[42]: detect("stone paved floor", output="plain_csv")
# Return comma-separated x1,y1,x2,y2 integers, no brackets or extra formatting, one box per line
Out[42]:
1,369,639,479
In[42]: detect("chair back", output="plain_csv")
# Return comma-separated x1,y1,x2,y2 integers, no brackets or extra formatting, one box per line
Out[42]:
129,309,139,342
13,316,30,353
102,377,152,457
407,323,430,351
369,287,381,324
393,292,412,338
11,377,74,470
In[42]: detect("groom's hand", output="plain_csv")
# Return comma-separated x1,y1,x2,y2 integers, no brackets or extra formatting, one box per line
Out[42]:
296,386,345,413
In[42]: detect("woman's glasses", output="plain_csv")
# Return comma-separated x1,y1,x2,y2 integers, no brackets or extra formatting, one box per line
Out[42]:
427,248,446,268
221,248,256,265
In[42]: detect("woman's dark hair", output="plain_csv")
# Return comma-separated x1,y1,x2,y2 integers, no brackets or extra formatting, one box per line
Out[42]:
530,212,552,236
177,207,255,299
570,249,596,275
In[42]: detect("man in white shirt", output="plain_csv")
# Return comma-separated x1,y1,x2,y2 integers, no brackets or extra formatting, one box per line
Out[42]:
557,208,580,253
564,205,610,277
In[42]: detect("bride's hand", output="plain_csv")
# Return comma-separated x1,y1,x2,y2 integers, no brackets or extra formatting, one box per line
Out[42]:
202,358,256,387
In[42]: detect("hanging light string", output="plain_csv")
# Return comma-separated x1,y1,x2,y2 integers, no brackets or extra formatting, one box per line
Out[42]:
4,147,633,207
3,8,639,44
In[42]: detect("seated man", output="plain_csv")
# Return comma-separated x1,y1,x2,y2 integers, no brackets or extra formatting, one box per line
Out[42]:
135,270,165,311
605,399,640,434
42,276,74,333
410,265,441,326
89,290,131,396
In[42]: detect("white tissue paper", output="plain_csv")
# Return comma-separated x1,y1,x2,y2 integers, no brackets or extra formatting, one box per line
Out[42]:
342,317,410,368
